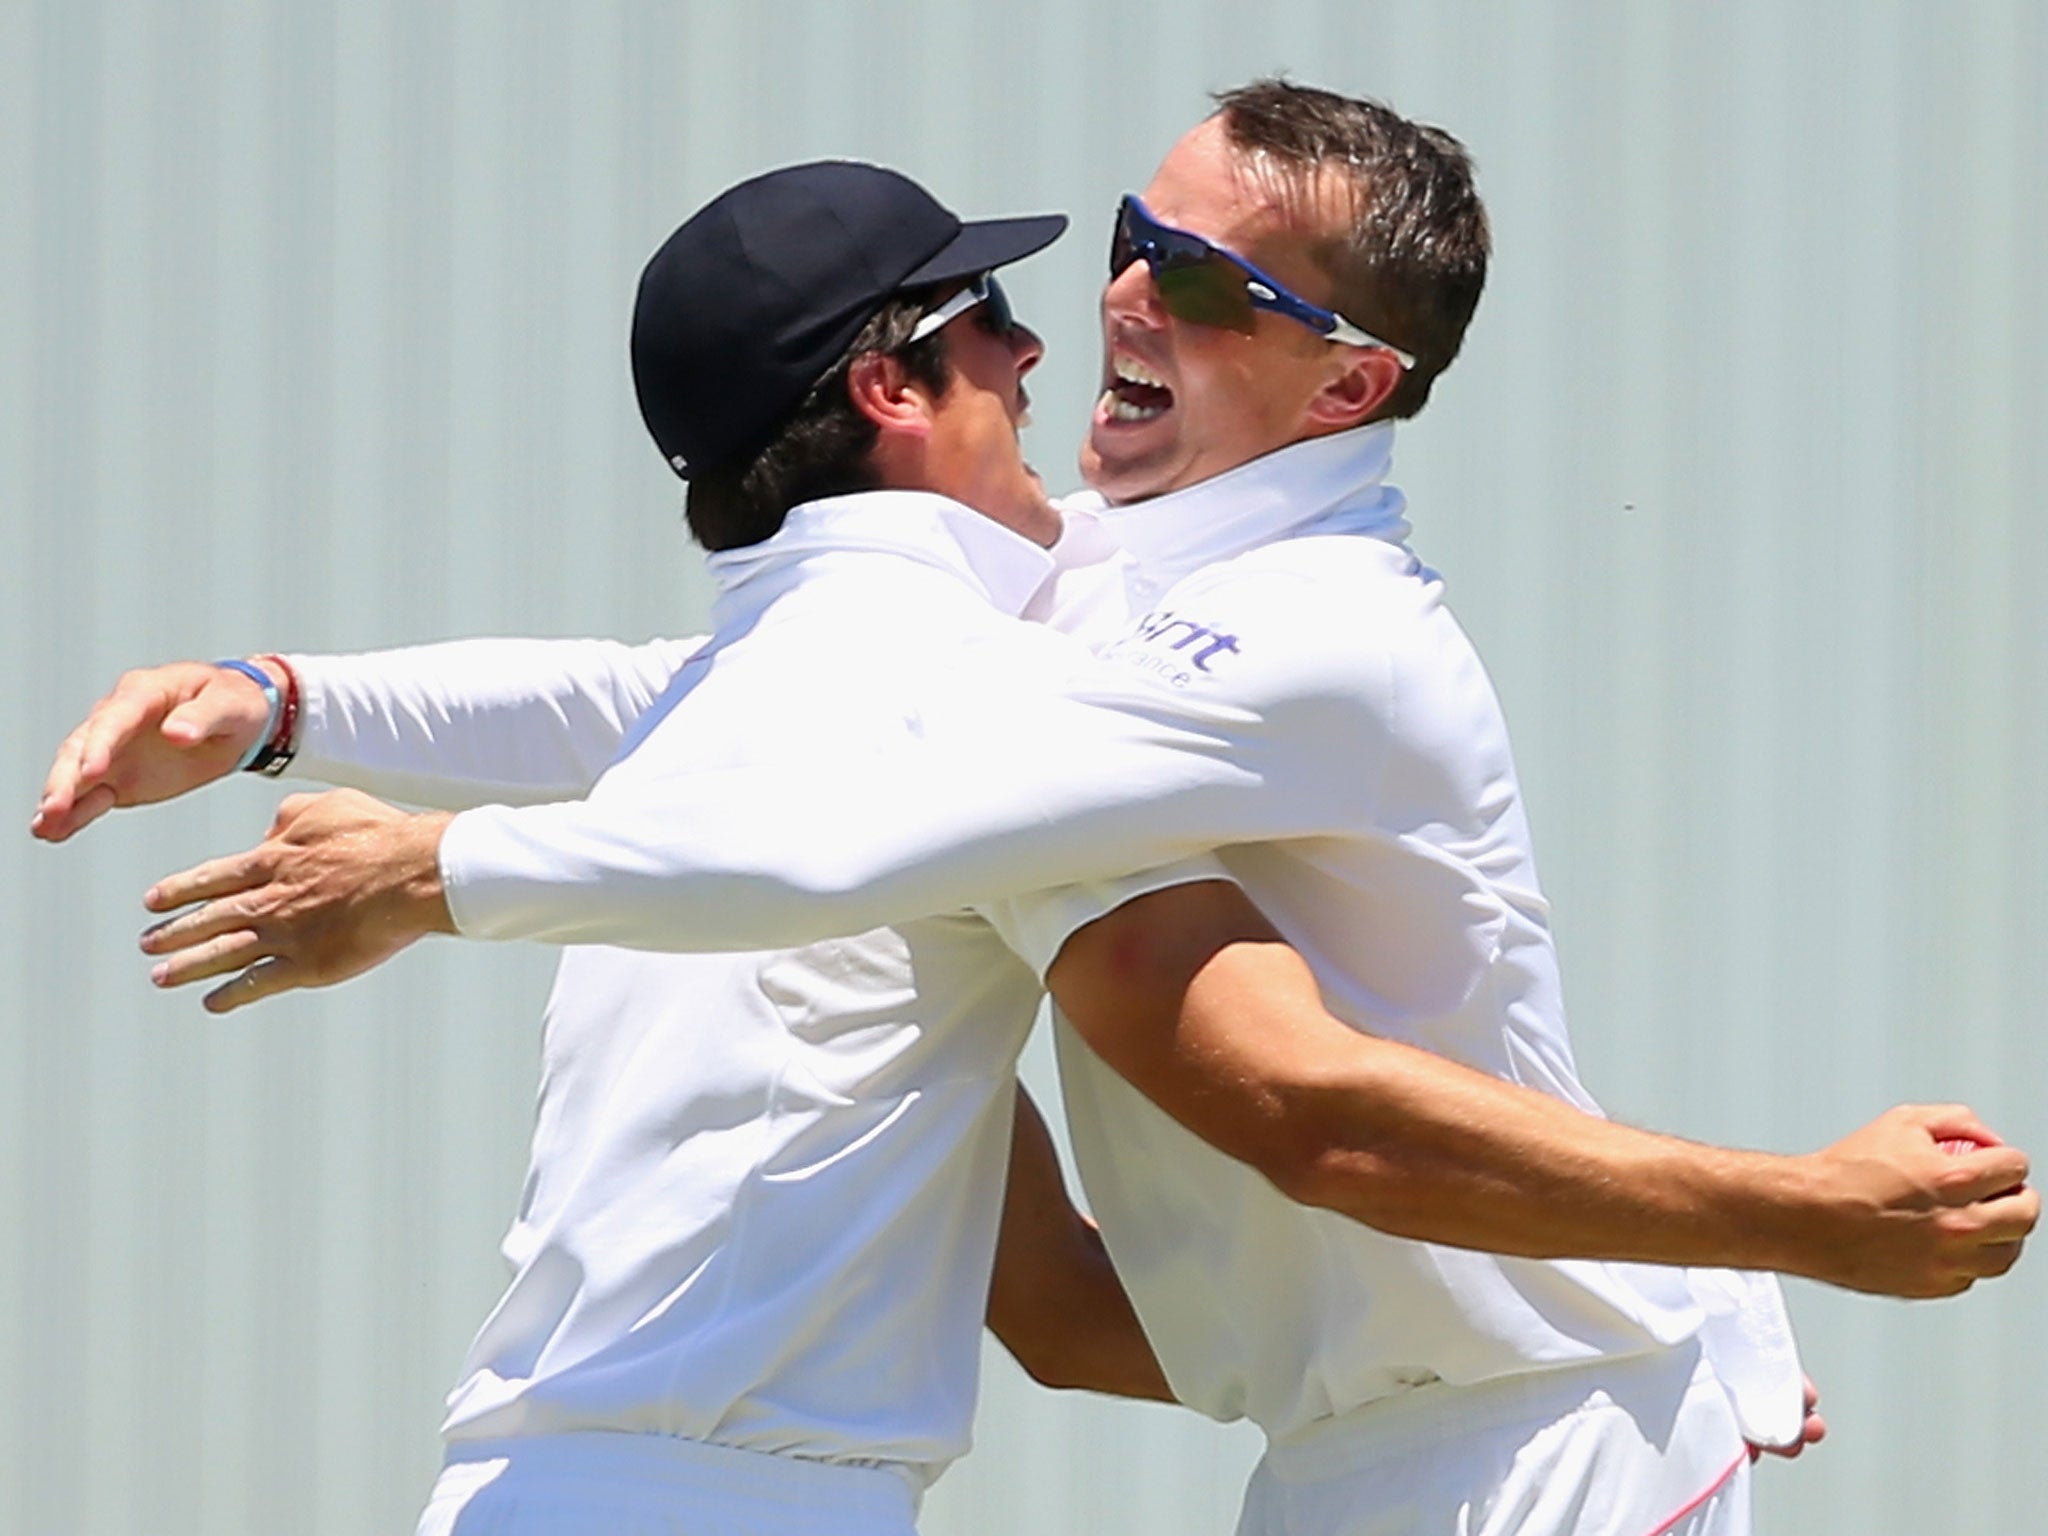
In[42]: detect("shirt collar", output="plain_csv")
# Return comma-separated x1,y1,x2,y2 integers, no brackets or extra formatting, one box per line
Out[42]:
705,489,1058,622
1064,422,1411,589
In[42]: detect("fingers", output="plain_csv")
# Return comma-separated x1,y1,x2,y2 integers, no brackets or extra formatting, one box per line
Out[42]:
146,926,269,989
1777,1408,1827,1459
1966,1185,2041,1245
75,689,163,783
141,882,271,960
1928,1188,2036,1291
72,782,120,835
1751,1409,1826,1461
1920,1103,2003,1148
32,721,103,840
139,852,277,985
1969,1238,2028,1280
203,956,308,1016
1757,1379,1825,1460
1941,1144,2031,1203
140,893,313,1012
139,887,318,1013
144,850,270,915
31,781,117,844
37,721,91,810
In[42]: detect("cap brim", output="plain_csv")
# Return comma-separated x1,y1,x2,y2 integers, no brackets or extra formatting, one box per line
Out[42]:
901,212,1068,288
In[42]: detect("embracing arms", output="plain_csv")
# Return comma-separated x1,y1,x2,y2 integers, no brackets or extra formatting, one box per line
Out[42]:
32,639,2040,1309
124,806,2034,1304
1046,879,2034,1301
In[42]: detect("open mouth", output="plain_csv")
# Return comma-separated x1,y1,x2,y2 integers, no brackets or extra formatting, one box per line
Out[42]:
1100,354,1174,424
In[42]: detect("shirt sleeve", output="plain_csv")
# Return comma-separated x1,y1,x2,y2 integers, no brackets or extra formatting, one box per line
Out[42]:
978,854,1237,981
1685,1268,1806,1448
441,564,1394,949
289,636,703,810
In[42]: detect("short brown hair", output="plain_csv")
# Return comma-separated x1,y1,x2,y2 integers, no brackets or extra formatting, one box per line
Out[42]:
1213,78,1489,420
684,295,954,552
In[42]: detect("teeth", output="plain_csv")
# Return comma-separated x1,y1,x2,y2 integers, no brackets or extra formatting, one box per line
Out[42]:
1102,392,1165,423
1114,355,1167,389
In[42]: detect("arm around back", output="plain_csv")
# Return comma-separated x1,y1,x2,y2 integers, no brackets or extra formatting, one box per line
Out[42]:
985,1086,1173,1402
1043,879,2038,1298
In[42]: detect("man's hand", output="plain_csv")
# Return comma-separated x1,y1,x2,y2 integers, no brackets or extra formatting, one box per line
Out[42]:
33,661,278,842
138,789,457,1013
1751,1376,1826,1463
1788,1104,2036,1298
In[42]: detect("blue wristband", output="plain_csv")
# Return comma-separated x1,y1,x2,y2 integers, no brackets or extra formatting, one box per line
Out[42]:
214,659,283,772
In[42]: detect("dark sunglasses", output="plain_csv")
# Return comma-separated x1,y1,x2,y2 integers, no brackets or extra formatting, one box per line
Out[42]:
908,273,1021,343
1109,195,1415,367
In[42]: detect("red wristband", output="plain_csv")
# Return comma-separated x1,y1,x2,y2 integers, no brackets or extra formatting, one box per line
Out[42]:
246,653,300,776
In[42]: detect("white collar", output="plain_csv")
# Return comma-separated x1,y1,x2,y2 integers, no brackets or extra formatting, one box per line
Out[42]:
705,489,1058,623
1062,422,1411,589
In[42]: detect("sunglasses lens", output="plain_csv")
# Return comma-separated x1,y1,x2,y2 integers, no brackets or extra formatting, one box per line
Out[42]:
1110,211,1138,277
1113,199,1258,334
1156,258,1257,333
979,276,1016,336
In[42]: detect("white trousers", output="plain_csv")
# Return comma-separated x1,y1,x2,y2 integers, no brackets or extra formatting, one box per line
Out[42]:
414,1430,922,1536
1236,1344,1751,1536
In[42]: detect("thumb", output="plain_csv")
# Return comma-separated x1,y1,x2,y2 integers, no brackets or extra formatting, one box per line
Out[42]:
162,693,249,747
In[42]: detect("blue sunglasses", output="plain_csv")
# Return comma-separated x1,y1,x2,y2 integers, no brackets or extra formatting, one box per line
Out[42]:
1110,195,1414,368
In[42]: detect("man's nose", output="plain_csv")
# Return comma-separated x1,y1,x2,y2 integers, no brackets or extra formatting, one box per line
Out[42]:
1102,257,1164,324
1009,321,1046,375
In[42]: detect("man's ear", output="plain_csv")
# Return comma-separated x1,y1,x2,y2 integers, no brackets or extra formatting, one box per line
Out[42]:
1304,347,1405,431
847,352,937,443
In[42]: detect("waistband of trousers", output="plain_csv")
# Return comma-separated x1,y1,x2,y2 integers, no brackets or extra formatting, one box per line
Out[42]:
1262,1343,1717,1485
439,1429,922,1519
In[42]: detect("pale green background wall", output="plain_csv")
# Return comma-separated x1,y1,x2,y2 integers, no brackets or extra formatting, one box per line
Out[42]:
3,3,2042,1532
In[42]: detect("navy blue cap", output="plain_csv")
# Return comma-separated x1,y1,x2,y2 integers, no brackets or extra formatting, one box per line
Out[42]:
631,161,1067,478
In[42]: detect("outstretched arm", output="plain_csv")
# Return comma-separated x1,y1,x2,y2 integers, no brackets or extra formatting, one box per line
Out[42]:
1044,879,2037,1302
288,636,699,804
986,1086,1172,1401
134,795,2038,1310
117,560,1438,965
33,637,695,841
128,646,1357,990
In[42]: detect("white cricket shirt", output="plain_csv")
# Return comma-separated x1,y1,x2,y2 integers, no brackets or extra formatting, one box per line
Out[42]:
292,492,1115,1485
436,425,1803,1447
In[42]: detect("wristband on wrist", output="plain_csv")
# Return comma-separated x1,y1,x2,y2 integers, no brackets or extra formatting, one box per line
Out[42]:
215,659,282,772
246,654,301,777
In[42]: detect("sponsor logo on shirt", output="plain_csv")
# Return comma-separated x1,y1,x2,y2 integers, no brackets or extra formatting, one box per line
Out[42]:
1099,609,1241,689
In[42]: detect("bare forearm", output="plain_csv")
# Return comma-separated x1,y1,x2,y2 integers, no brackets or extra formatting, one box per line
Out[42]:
1050,880,2036,1300
1273,1033,1803,1266
1285,1047,2034,1298
1188,949,2031,1295
987,1088,1173,1402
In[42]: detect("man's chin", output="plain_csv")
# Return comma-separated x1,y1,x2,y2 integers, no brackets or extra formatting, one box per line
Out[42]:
1080,427,1178,506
